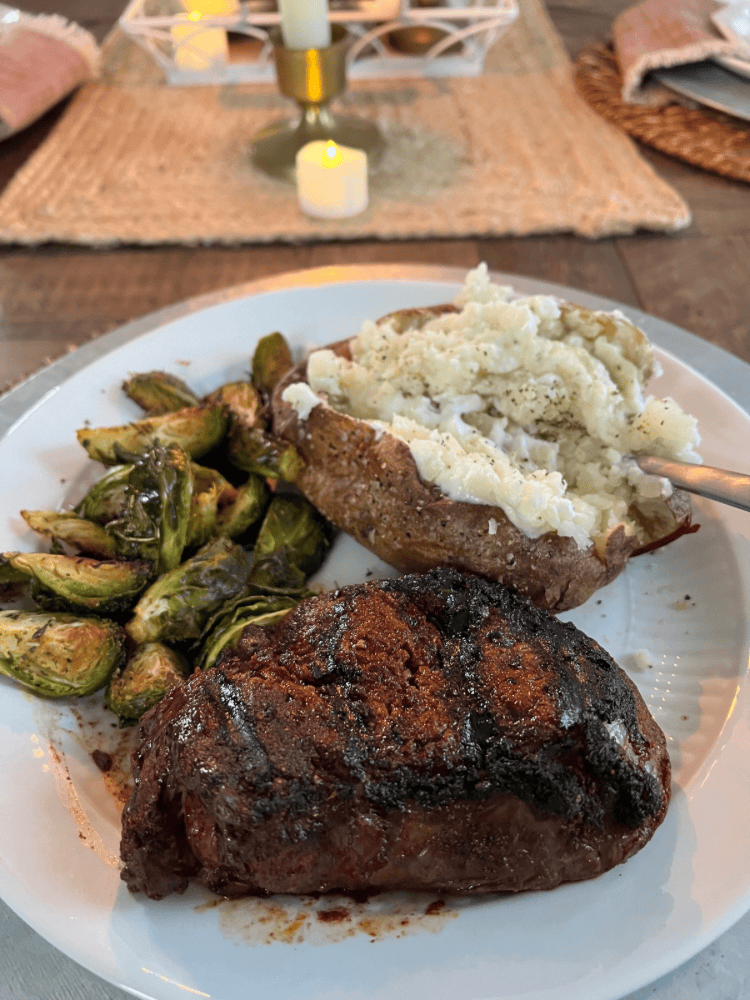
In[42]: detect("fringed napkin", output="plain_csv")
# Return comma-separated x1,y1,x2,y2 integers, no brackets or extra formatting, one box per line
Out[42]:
0,5,100,139
613,0,742,102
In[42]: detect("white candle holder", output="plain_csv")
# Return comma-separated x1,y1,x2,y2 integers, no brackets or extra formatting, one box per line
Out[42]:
118,0,519,86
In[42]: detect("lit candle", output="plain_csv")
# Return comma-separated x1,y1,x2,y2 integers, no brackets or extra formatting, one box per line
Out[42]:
171,19,229,70
179,0,238,12
173,0,237,70
278,0,331,50
296,140,368,219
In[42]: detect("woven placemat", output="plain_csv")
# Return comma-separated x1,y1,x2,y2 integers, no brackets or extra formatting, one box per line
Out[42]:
0,0,690,245
574,43,750,184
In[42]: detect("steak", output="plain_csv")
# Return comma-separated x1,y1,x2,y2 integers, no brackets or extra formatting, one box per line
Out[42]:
119,568,670,900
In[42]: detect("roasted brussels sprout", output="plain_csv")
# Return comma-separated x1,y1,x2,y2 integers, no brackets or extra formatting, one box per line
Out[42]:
228,425,304,482
76,403,227,465
248,494,334,591
0,555,28,601
105,641,190,725
215,474,269,539
205,380,263,423
251,331,293,397
185,464,237,549
123,371,200,415
21,510,117,559
5,552,152,615
197,593,299,671
126,536,254,645
0,610,126,698
76,465,133,524
105,443,193,574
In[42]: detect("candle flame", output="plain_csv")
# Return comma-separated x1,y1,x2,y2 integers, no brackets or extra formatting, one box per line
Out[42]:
323,141,345,168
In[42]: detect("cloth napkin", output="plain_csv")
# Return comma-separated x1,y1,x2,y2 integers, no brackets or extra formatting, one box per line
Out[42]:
613,0,743,101
0,5,100,139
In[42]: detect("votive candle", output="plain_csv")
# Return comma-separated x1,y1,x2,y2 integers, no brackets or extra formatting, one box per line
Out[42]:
296,140,368,219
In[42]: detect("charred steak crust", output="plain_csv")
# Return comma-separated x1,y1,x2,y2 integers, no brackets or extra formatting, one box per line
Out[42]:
120,569,670,900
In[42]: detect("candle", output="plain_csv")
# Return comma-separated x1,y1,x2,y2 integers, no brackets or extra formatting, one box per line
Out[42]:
179,0,238,12
171,20,229,70
278,0,331,50
296,140,368,219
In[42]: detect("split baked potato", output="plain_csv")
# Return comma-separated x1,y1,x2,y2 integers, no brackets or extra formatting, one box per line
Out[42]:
271,270,699,612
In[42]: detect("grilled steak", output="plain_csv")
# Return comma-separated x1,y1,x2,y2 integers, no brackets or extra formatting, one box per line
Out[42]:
119,568,670,900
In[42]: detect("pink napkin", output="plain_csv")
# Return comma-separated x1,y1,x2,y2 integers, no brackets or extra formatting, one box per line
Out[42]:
613,0,741,101
0,8,100,139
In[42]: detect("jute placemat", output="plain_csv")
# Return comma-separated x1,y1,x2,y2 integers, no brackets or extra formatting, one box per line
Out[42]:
574,43,750,184
0,0,690,245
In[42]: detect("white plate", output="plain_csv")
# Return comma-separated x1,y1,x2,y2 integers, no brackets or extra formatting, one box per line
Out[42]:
1,266,750,1000
711,5,750,79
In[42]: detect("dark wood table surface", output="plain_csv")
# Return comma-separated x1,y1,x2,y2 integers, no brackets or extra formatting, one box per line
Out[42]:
1,0,749,396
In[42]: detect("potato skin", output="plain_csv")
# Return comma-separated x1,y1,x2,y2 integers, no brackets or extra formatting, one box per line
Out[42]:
271,321,695,613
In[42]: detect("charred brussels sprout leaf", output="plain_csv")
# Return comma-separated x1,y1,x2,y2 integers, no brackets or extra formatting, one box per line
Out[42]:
0,555,28,601
105,642,190,725
248,494,334,591
106,443,193,574
6,552,152,615
76,465,133,524
21,510,117,559
205,380,263,424
186,464,237,549
251,332,293,397
126,536,254,645
76,404,227,465
123,371,201,415
0,610,126,698
228,425,304,482
215,474,269,539
197,593,299,671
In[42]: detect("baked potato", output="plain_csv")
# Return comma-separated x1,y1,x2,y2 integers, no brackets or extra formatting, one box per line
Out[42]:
271,271,699,612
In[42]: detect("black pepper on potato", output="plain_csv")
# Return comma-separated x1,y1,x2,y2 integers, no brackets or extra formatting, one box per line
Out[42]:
271,302,697,613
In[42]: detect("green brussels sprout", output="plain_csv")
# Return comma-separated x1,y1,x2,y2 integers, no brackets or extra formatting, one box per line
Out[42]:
105,443,193,574
76,404,228,465
123,371,201,415
105,641,190,725
204,380,263,424
76,465,133,524
248,494,334,591
0,555,28,602
126,536,254,645
0,610,126,698
185,464,238,549
227,424,304,482
215,474,269,539
6,552,152,615
251,332,293,397
197,593,299,671
21,510,117,559
191,463,237,508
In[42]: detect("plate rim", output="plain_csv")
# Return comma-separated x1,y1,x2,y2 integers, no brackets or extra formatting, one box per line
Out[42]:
2,264,750,1000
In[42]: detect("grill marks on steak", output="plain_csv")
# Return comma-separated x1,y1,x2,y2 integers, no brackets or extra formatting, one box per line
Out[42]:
120,569,670,900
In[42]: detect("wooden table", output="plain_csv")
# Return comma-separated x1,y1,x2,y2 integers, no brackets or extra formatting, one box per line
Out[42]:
1,0,749,392
1,2,750,1000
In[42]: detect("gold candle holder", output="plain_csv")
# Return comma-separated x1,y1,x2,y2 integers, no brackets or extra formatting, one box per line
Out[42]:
250,25,386,183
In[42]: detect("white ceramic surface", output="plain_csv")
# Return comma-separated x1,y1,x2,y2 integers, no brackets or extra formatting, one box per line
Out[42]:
1,267,749,1000
712,2,750,77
